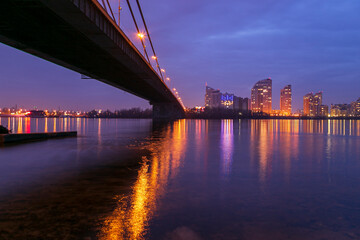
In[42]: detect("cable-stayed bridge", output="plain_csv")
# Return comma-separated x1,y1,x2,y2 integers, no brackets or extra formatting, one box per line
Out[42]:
0,0,185,119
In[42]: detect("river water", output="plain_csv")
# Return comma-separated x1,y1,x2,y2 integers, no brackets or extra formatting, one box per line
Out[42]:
0,117,360,240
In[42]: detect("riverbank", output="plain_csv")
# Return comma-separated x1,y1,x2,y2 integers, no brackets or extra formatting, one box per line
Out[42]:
185,116,360,120
2,115,360,120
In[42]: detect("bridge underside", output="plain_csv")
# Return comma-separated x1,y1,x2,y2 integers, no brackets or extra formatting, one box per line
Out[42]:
152,102,185,119
0,0,184,119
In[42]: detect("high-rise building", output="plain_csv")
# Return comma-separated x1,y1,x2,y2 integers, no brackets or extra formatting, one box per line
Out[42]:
350,98,360,117
330,99,360,117
251,78,272,114
320,105,329,117
234,96,240,111
303,93,313,116
330,104,350,117
205,85,249,112
221,93,234,109
280,85,292,115
234,97,250,111
303,92,323,116
313,92,323,116
205,86,221,108
241,98,250,111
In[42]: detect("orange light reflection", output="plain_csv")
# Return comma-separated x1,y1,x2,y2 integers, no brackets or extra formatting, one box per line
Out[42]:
99,120,187,240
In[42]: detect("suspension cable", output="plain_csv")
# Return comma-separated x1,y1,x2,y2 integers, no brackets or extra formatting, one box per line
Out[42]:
118,0,121,26
125,0,151,64
135,0,164,80
105,0,116,22
101,0,108,12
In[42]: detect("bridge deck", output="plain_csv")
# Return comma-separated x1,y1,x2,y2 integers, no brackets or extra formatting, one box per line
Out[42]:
0,0,184,115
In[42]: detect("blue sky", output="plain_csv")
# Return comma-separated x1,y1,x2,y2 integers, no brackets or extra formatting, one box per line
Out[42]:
0,0,359,111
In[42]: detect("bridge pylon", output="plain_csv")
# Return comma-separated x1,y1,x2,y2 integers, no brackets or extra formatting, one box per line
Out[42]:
151,102,185,120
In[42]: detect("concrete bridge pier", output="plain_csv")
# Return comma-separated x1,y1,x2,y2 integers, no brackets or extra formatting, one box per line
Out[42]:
152,102,185,120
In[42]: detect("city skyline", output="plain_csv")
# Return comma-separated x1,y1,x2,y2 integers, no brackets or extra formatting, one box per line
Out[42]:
2,75,359,116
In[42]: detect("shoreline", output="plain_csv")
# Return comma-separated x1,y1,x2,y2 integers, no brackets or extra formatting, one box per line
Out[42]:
1,115,360,120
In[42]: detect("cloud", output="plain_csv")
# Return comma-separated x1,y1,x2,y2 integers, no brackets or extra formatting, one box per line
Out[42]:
208,28,283,40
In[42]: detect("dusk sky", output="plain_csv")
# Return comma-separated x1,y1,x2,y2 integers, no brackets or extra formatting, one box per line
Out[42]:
0,0,359,111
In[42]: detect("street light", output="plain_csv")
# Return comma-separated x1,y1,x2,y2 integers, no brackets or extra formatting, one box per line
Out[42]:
137,32,145,39
165,77,171,88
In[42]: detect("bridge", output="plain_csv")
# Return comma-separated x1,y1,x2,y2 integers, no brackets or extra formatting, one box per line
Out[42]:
0,0,185,119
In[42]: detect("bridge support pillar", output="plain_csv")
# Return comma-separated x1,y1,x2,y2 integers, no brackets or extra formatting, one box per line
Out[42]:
152,102,185,120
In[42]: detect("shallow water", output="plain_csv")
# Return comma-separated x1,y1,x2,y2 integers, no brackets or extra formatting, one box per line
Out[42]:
0,118,360,240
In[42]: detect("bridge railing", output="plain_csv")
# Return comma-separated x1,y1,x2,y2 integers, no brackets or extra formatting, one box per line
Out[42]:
92,0,168,85
72,0,185,109
72,0,160,80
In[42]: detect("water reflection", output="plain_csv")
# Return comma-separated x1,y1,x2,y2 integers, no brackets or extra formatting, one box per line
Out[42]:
17,117,23,133
220,120,233,177
99,120,187,240
1,117,360,137
0,117,80,134
254,120,273,183
44,117,48,132
1,118,360,239
53,118,57,132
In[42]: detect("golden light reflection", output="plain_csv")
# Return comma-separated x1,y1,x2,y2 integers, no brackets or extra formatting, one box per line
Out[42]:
296,119,357,136
258,120,271,183
12,118,15,133
44,118,48,133
251,120,303,184
97,119,103,159
36,118,39,132
64,118,68,132
8,118,11,133
17,117,23,133
349,120,352,136
76,118,81,135
99,120,187,240
53,118,57,132
278,120,299,180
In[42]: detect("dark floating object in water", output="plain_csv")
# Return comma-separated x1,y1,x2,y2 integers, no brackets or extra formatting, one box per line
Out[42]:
0,131,77,144
0,125,10,134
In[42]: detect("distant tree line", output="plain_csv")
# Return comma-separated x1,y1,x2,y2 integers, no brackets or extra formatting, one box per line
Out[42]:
186,107,256,119
86,108,152,118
